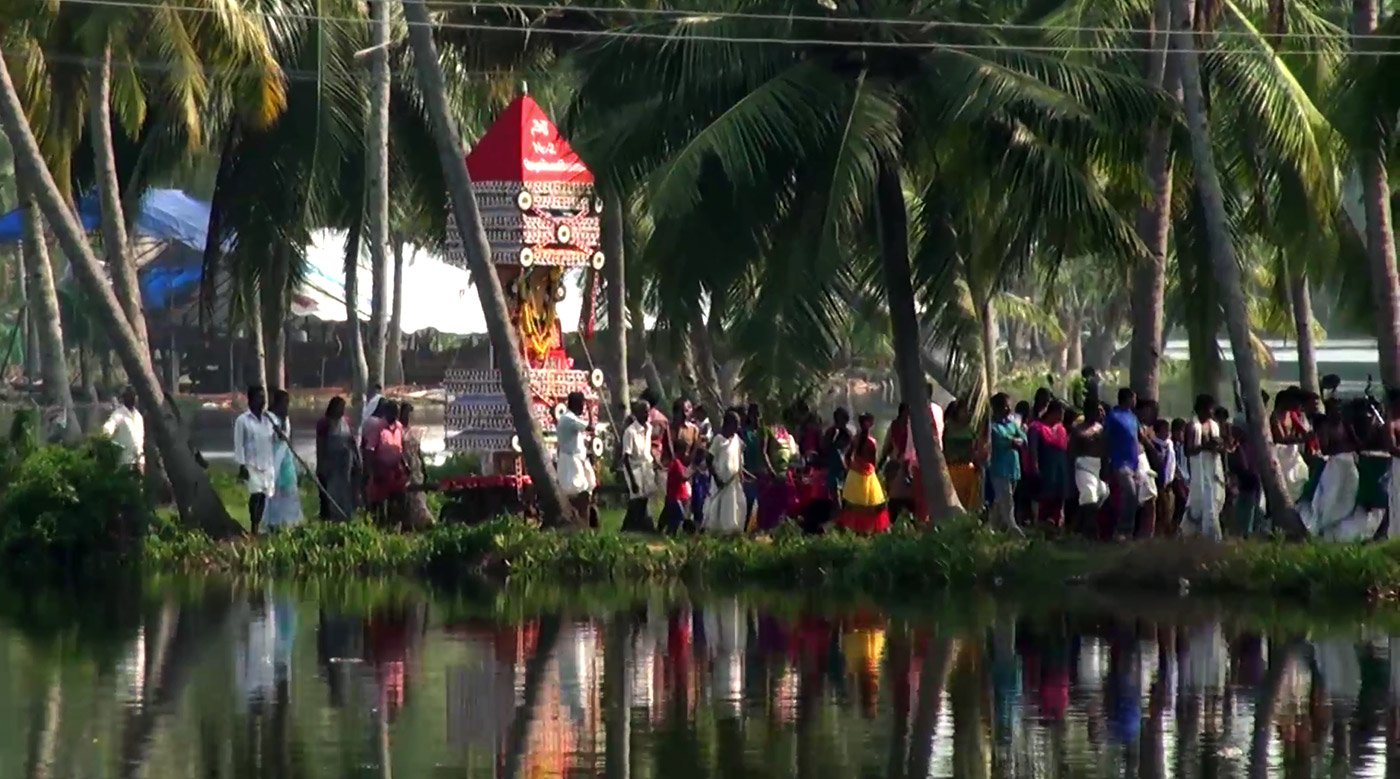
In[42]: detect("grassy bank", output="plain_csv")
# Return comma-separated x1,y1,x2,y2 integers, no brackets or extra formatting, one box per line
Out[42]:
143,517,1400,604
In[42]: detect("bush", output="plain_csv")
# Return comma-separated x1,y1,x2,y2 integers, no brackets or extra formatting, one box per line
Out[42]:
425,451,483,482
0,438,147,570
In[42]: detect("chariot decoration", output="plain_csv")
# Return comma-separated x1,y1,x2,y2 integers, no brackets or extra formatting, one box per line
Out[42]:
442,95,605,487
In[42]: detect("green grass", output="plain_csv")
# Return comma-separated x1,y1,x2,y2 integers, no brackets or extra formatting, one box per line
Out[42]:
143,512,1400,605
152,467,1400,606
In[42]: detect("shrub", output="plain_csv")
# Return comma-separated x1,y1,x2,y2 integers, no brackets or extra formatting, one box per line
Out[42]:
0,438,147,570
426,451,483,482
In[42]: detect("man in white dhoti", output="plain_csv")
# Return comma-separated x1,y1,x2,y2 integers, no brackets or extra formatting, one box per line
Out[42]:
1071,404,1108,535
620,401,655,532
1271,388,1311,502
704,410,747,536
234,385,278,534
556,392,597,527
1182,394,1225,540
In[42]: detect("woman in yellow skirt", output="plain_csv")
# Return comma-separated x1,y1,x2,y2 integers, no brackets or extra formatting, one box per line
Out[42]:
838,413,891,534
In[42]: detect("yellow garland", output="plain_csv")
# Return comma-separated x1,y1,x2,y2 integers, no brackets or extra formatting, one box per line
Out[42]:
518,269,560,364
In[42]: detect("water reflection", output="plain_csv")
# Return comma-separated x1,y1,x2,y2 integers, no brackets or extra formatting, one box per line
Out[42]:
9,584,1400,777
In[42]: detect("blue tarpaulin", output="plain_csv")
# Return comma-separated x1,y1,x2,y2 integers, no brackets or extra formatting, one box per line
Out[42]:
0,188,211,249
0,189,215,313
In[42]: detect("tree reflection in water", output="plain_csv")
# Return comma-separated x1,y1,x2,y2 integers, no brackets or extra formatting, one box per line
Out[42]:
0,583,1398,778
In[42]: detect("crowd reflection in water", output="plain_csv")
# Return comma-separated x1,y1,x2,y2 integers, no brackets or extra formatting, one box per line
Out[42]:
40,591,1400,777
430,601,1400,779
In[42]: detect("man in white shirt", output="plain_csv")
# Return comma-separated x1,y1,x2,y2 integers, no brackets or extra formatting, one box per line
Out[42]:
102,387,145,472
234,385,278,534
619,401,654,532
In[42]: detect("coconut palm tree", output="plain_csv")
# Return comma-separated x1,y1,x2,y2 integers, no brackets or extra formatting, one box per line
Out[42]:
31,0,285,362
1170,0,1306,537
1346,0,1400,388
198,0,363,391
15,177,78,439
600,187,630,410
365,0,392,388
0,53,239,535
565,0,1168,518
399,0,572,525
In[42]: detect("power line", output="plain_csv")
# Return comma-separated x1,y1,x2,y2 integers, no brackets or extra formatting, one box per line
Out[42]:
42,0,1400,49
361,0,1373,44
21,48,523,82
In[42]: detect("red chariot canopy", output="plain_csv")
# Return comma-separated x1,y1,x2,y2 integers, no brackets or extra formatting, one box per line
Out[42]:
465,95,593,185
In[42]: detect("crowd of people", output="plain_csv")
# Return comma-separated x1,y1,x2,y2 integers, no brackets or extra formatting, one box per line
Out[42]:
559,386,954,536
571,367,1400,542
980,373,1400,542
91,367,1400,541
226,382,432,534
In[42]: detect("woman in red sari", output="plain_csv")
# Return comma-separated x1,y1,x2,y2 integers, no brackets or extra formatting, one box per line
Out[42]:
364,400,410,525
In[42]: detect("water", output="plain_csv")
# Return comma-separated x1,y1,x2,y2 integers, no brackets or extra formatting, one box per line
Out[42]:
3,579,1400,778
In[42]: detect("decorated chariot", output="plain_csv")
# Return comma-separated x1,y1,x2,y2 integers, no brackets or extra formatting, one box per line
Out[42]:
439,95,607,522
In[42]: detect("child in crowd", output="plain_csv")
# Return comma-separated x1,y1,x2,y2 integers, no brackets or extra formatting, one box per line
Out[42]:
690,444,710,530
1170,417,1190,527
1151,418,1177,536
662,440,694,535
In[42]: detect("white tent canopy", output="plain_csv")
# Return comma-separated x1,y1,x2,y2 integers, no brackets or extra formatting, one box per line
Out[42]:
292,229,589,335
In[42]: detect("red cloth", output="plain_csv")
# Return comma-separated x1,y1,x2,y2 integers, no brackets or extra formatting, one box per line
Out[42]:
649,407,671,462
665,458,691,503
367,422,409,503
1029,420,1068,450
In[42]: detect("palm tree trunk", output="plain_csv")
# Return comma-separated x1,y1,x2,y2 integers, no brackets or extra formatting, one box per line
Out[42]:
875,158,962,515
979,294,999,398
1186,300,1222,397
951,644,989,779
629,295,665,398
18,177,79,439
366,0,391,389
675,327,697,397
249,282,269,390
1249,640,1299,778
17,247,36,382
386,237,405,386
603,613,631,779
501,615,561,779
905,638,956,779
1067,305,1084,371
1172,0,1306,537
601,189,630,411
261,255,287,389
400,0,572,526
0,54,238,536
1289,268,1320,394
345,216,369,417
690,312,723,410
1353,0,1400,389
76,342,92,403
24,668,60,779
90,42,149,354
1129,0,1176,400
